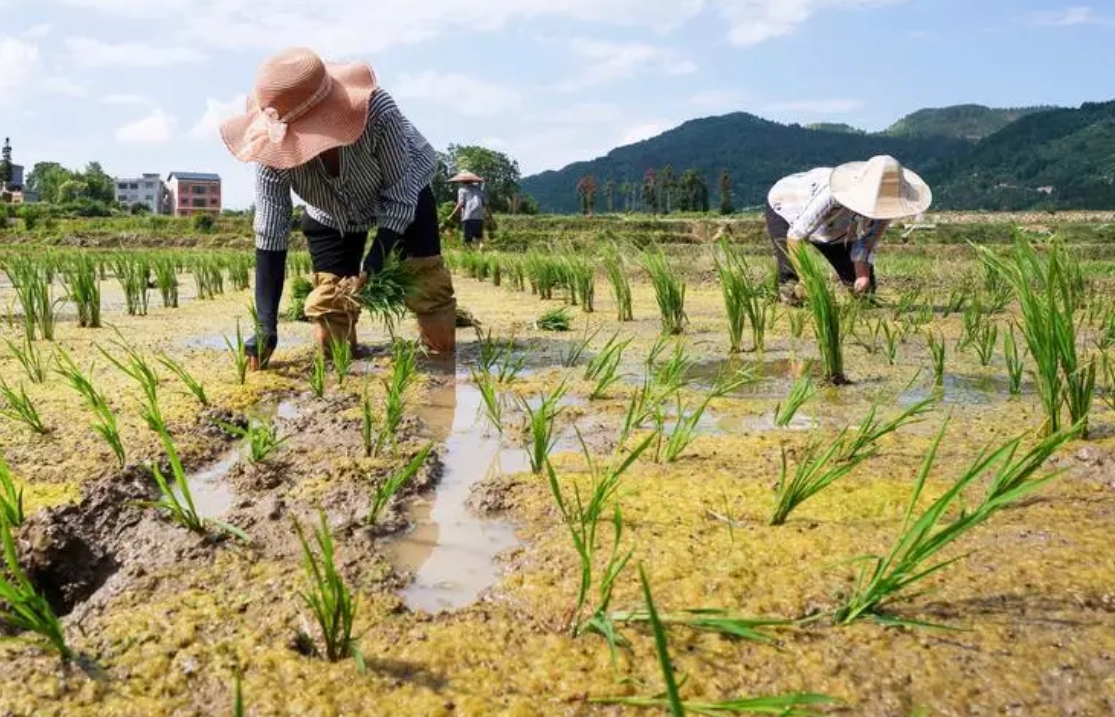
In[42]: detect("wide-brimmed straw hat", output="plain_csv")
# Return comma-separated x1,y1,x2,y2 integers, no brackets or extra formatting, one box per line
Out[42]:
220,47,377,169
448,171,483,184
829,155,932,220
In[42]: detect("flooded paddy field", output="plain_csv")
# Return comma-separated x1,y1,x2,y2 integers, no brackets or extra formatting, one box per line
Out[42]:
0,239,1113,717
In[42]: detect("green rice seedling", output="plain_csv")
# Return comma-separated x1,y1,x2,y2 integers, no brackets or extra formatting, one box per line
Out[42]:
524,250,561,300
291,509,364,669
60,254,102,327
976,237,1092,435
658,392,715,464
356,251,416,333
943,286,967,317
972,321,998,367
520,381,568,474
0,452,24,527
309,350,327,398
156,353,209,406
547,431,652,640
893,286,922,320
1101,353,1115,413
329,334,353,386
285,276,314,322
881,319,900,365
563,254,596,313
715,240,760,354
561,322,600,368
0,514,74,661
54,349,126,468
792,242,845,384
789,308,806,340
114,256,150,316
926,330,945,387
98,333,164,432
372,339,420,457
536,306,572,332
152,256,179,308
232,670,245,717
4,256,41,343
651,340,694,396
139,428,248,541
836,396,936,464
769,434,872,526
223,318,250,386
641,247,688,336
585,334,632,400
368,443,433,527
1003,324,1025,395
217,418,288,464
774,368,816,427
472,369,504,434
360,383,375,457
0,376,49,434
4,335,47,384
593,565,835,716
227,254,252,291
836,416,1078,626
600,242,633,322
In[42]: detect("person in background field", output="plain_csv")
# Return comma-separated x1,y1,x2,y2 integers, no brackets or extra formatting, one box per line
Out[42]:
219,46,457,370
765,154,932,305
444,172,487,247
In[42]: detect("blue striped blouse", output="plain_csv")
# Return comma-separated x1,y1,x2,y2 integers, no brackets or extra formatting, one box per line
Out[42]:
251,89,436,252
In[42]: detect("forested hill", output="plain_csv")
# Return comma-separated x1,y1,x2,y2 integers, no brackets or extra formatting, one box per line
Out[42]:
520,112,970,214
925,99,1115,210
884,104,1056,141
520,100,1114,213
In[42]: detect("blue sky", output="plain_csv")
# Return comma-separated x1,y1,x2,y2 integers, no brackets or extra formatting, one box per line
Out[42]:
2,0,1112,209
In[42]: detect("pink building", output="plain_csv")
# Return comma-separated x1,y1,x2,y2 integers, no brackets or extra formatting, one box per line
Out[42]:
166,171,221,217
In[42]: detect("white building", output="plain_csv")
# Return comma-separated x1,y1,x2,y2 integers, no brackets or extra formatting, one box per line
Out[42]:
115,173,168,214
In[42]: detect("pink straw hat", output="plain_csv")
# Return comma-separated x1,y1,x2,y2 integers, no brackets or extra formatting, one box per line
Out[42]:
448,171,484,184
220,47,377,169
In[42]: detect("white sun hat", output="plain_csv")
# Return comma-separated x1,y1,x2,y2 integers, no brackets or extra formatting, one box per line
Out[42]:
829,155,932,220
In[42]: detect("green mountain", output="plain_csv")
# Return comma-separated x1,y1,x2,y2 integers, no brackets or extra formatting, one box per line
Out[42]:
521,113,969,214
806,122,866,135
926,99,1115,210
885,104,1058,141
520,100,1114,213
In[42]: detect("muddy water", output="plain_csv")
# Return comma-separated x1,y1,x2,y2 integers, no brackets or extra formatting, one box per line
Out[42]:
384,365,526,614
174,447,238,519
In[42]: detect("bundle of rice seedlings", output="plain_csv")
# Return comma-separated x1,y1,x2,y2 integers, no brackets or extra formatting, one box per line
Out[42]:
356,252,417,331
791,242,845,384
536,306,572,332
640,247,687,336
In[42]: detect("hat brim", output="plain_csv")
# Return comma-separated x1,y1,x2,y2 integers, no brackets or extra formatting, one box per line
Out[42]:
220,61,377,170
448,172,483,183
829,161,933,220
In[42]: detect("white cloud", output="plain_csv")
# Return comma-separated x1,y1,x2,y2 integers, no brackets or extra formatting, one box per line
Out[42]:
103,94,154,106
43,77,88,97
542,102,626,125
393,72,522,117
188,94,247,140
0,37,40,98
558,38,696,91
1026,6,1110,26
714,0,911,47
115,108,175,144
620,121,672,145
763,98,864,114
66,37,208,69
690,89,745,110
22,24,53,39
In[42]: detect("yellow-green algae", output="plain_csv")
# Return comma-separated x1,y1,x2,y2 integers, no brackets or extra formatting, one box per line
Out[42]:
1,264,1114,716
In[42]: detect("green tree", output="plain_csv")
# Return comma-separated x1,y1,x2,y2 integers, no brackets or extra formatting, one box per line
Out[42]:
677,169,709,212
25,162,73,204
431,151,455,204
641,169,659,214
719,169,734,215
576,175,598,215
80,162,116,204
445,144,522,213
659,164,676,214
618,181,632,212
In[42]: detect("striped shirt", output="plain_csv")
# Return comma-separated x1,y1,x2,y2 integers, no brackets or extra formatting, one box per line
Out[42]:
252,89,436,252
768,167,889,263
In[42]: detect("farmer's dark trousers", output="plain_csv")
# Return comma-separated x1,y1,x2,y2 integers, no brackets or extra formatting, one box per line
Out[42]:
764,202,876,292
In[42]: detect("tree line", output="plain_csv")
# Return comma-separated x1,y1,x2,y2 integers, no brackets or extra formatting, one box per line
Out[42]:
575,166,735,215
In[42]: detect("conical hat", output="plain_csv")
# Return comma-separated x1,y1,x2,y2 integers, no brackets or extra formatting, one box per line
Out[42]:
829,155,932,220
448,171,483,183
